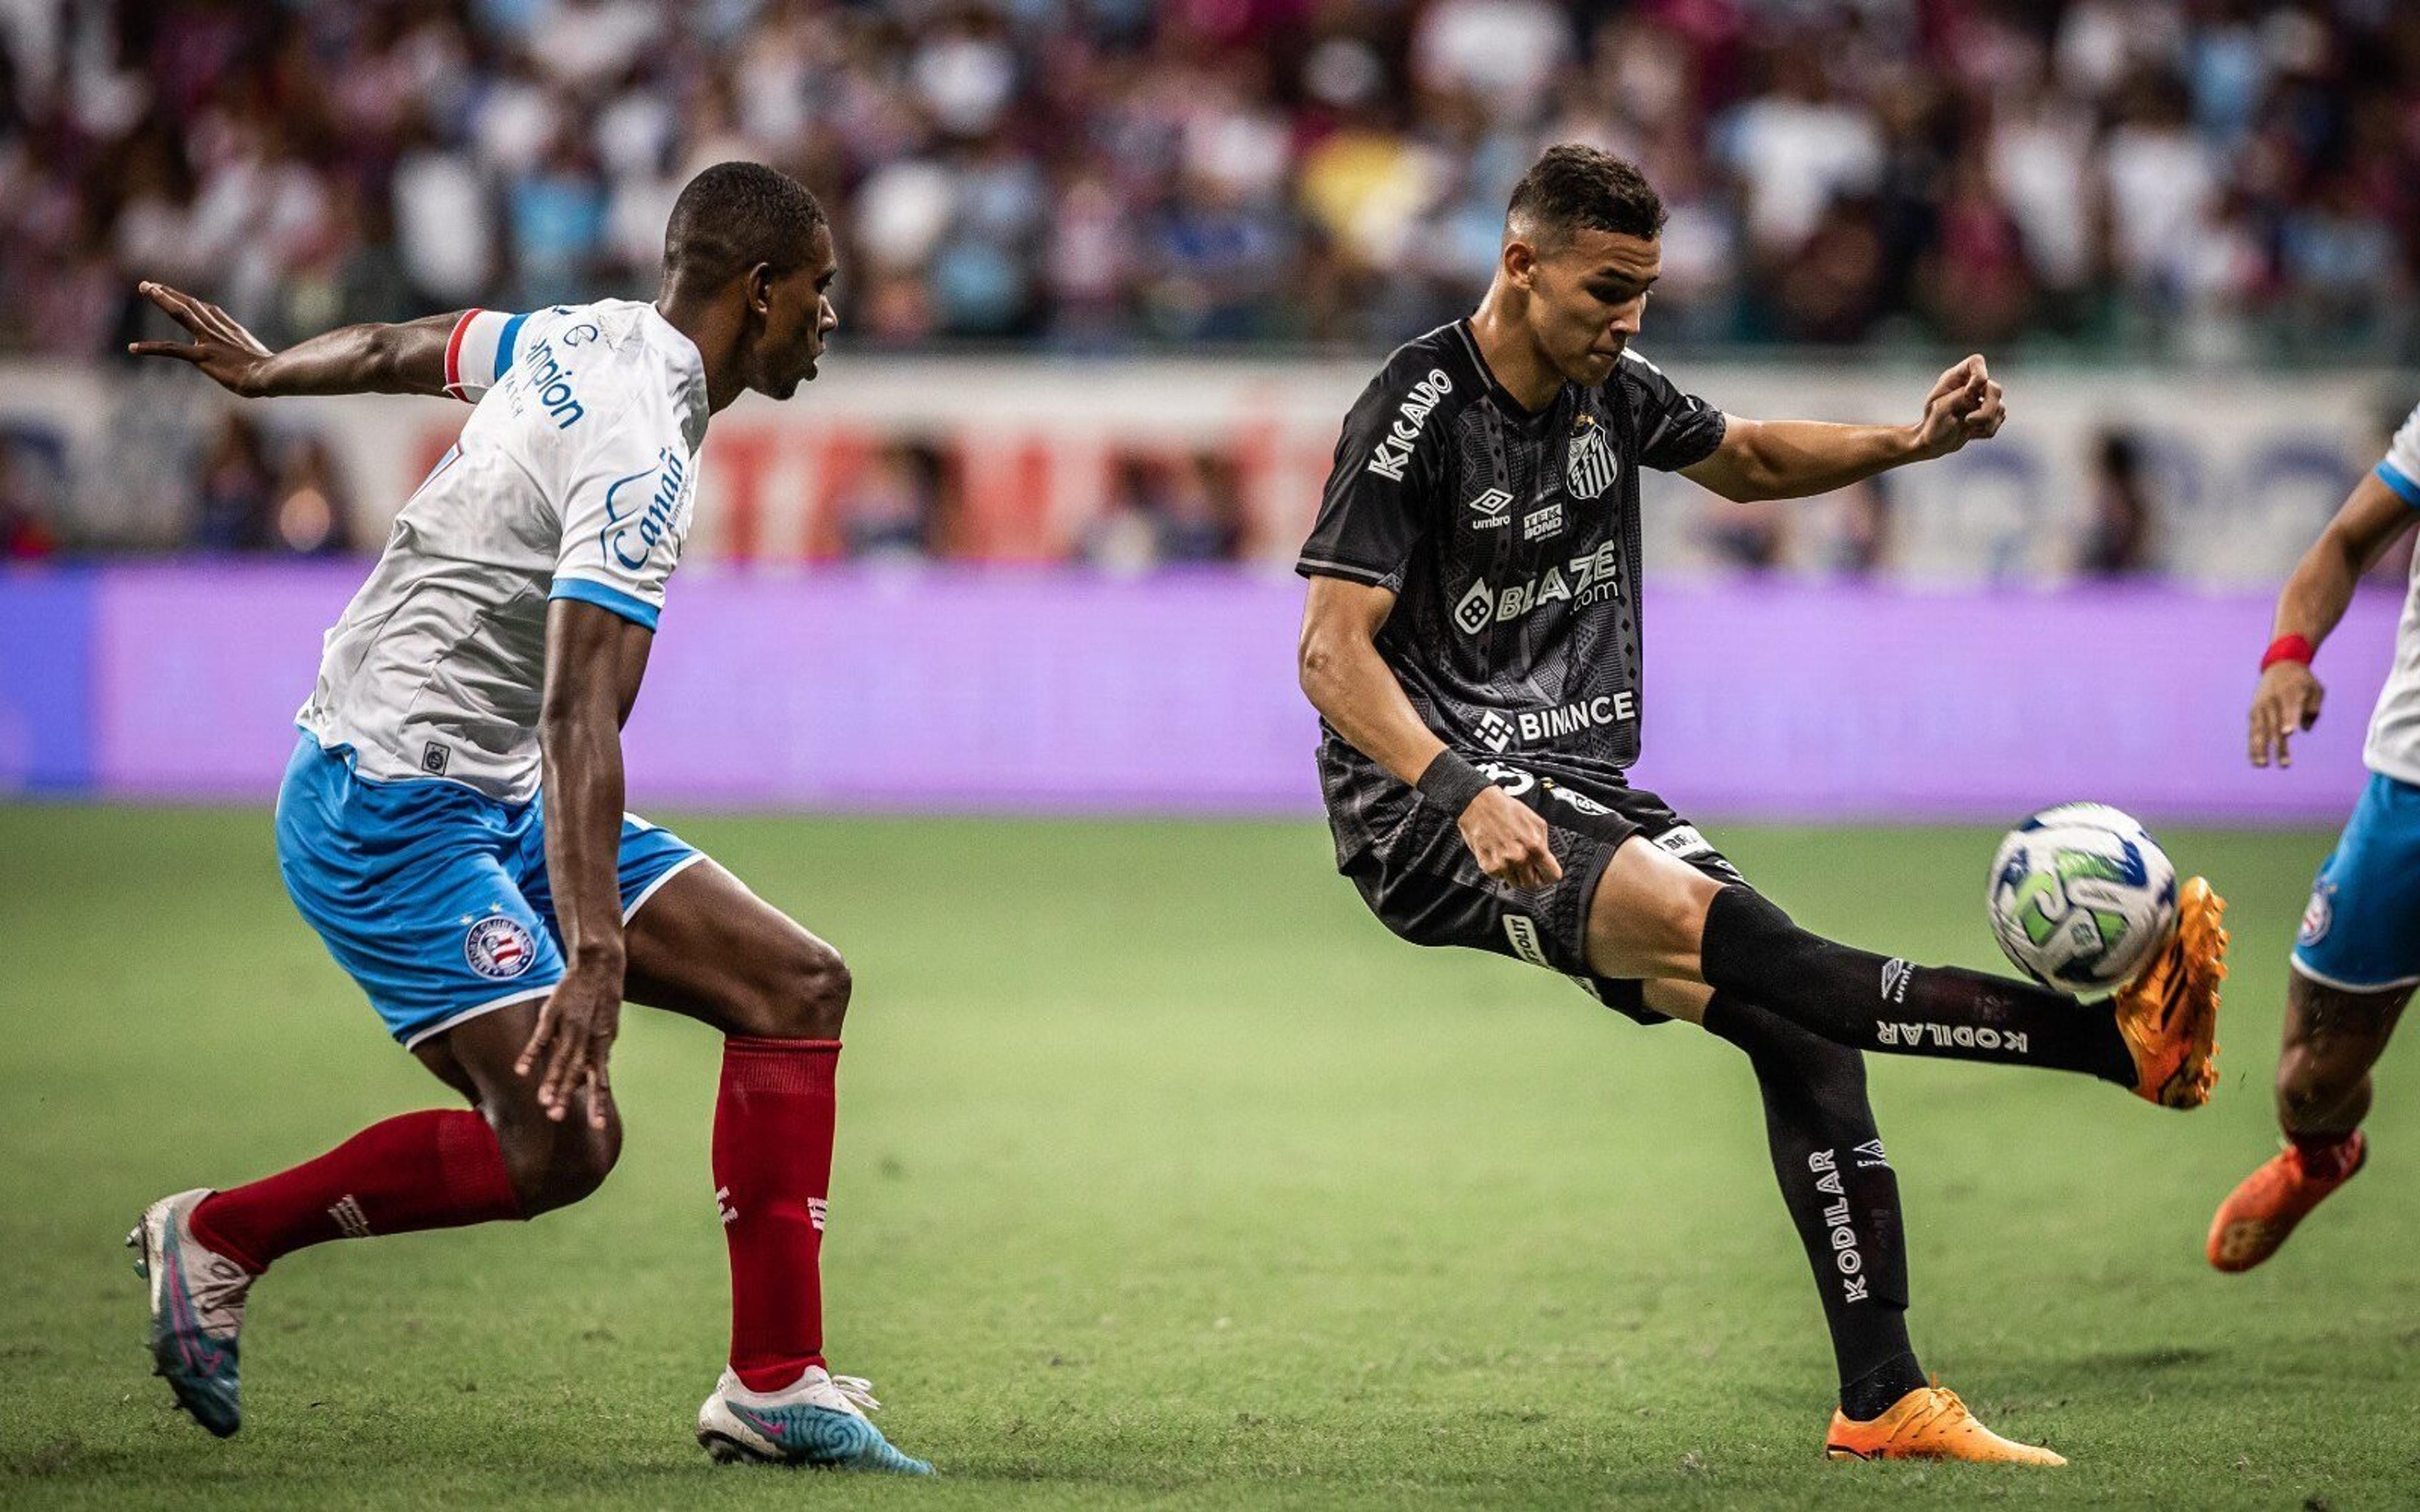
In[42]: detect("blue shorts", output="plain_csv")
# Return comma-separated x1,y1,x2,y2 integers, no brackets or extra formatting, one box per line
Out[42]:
275,735,703,1048
2293,770,2420,993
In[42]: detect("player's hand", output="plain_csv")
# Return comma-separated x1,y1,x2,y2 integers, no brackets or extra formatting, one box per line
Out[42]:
2249,660,2324,769
516,960,622,1128
125,282,279,396
1911,354,2005,459
1458,785,1563,891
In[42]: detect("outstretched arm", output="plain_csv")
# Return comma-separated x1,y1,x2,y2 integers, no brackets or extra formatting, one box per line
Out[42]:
126,281,468,399
1681,354,2007,502
2249,471,2417,769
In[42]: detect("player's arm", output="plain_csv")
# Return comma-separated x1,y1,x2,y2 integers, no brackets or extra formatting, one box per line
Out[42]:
1297,576,1560,891
125,281,474,399
517,598,655,1125
2250,471,2419,769
1681,355,2007,502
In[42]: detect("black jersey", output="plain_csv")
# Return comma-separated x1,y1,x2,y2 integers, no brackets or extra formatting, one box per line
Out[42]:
1296,319,1726,855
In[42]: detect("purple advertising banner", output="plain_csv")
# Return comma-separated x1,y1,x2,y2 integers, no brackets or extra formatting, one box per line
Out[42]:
18,565,2401,821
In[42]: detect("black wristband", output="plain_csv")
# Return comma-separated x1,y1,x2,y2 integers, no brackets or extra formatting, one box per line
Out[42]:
1415,749,1491,818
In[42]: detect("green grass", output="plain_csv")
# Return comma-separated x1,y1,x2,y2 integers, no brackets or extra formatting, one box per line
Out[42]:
2,806,2416,1509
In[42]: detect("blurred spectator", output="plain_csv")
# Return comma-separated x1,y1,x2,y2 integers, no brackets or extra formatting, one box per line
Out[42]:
2078,430,2157,577
1,0,2414,357
193,411,276,553
0,446,60,559
835,440,945,562
269,437,355,557
1078,452,1240,572
190,414,354,557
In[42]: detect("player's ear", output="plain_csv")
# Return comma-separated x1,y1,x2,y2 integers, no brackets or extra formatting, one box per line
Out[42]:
746,262,775,319
1501,238,1538,291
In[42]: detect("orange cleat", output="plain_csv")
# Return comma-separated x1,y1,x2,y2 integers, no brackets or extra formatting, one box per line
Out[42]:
2208,1131,2367,1273
1824,1384,2065,1465
2112,876,2228,1108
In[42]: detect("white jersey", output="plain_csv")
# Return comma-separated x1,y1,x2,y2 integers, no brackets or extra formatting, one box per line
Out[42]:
2362,405,2420,786
297,299,708,803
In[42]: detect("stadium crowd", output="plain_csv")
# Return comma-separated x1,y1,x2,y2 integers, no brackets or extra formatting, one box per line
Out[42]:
0,0,2414,363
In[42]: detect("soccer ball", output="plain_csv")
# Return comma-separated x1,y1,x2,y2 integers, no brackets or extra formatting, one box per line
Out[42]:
1986,803,2178,995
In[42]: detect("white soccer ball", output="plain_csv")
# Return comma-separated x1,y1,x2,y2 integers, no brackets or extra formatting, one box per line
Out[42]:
1986,803,2179,995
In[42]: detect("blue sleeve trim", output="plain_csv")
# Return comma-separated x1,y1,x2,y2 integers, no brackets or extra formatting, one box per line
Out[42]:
497,311,530,379
548,576,659,631
2375,461,2420,508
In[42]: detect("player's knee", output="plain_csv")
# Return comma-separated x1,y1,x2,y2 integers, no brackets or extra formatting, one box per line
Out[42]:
743,937,852,1040
487,1100,623,1215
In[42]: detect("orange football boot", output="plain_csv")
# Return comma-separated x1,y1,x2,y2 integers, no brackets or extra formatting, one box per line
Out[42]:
2112,876,2228,1108
1824,1384,2065,1465
2208,1131,2367,1273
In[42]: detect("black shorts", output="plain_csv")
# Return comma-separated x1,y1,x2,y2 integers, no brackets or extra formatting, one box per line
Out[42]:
1334,760,1744,1024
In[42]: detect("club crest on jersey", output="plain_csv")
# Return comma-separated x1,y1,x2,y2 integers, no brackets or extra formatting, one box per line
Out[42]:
464,915,539,980
1565,417,1618,501
1364,369,1453,481
2298,884,2333,947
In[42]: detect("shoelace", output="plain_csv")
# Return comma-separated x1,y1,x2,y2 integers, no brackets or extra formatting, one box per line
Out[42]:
1895,1386,1970,1444
829,1374,884,1414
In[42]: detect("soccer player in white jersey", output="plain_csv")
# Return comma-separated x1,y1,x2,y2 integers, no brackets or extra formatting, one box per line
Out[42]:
122,163,930,1472
2210,403,2420,1272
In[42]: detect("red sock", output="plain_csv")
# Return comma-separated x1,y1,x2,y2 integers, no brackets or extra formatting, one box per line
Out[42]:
188,1109,522,1274
715,1036,839,1393
2290,1129,2363,1181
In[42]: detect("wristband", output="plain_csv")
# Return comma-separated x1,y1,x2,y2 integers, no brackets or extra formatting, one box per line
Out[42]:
1415,749,1492,817
2261,634,2315,672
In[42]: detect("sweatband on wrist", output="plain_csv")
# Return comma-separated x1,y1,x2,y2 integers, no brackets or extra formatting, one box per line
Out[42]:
2262,634,2315,671
1415,750,1491,816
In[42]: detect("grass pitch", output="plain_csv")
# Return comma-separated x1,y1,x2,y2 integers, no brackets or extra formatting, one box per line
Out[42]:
1,805,2415,1509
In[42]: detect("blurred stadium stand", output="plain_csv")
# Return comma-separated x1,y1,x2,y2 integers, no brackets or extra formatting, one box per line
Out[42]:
0,0,2412,576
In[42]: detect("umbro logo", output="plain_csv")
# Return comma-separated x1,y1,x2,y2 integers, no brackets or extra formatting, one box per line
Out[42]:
1881,958,1911,1004
1466,488,1513,528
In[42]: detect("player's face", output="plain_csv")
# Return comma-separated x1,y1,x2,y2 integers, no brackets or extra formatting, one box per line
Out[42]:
750,227,839,401
1523,229,1659,385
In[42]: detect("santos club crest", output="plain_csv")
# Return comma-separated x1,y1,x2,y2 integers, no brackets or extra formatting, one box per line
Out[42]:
1565,418,1618,501
465,914,539,980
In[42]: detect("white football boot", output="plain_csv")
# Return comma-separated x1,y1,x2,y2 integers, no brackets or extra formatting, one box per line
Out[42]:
128,1188,252,1437
696,1365,934,1473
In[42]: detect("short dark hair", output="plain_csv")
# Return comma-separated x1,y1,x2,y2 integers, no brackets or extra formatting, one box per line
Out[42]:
1506,144,1665,249
662,161,829,288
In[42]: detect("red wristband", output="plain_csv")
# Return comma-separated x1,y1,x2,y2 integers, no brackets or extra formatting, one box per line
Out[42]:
2261,634,2314,671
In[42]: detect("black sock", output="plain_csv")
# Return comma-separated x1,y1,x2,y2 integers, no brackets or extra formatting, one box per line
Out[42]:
1700,886,2136,1084
1705,992,1927,1417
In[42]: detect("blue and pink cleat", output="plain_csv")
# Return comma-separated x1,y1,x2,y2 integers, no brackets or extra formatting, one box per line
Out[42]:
129,1188,253,1438
696,1365,935,1473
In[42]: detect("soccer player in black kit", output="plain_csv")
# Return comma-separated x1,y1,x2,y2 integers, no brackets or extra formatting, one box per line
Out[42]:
1295,145,2231,1465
